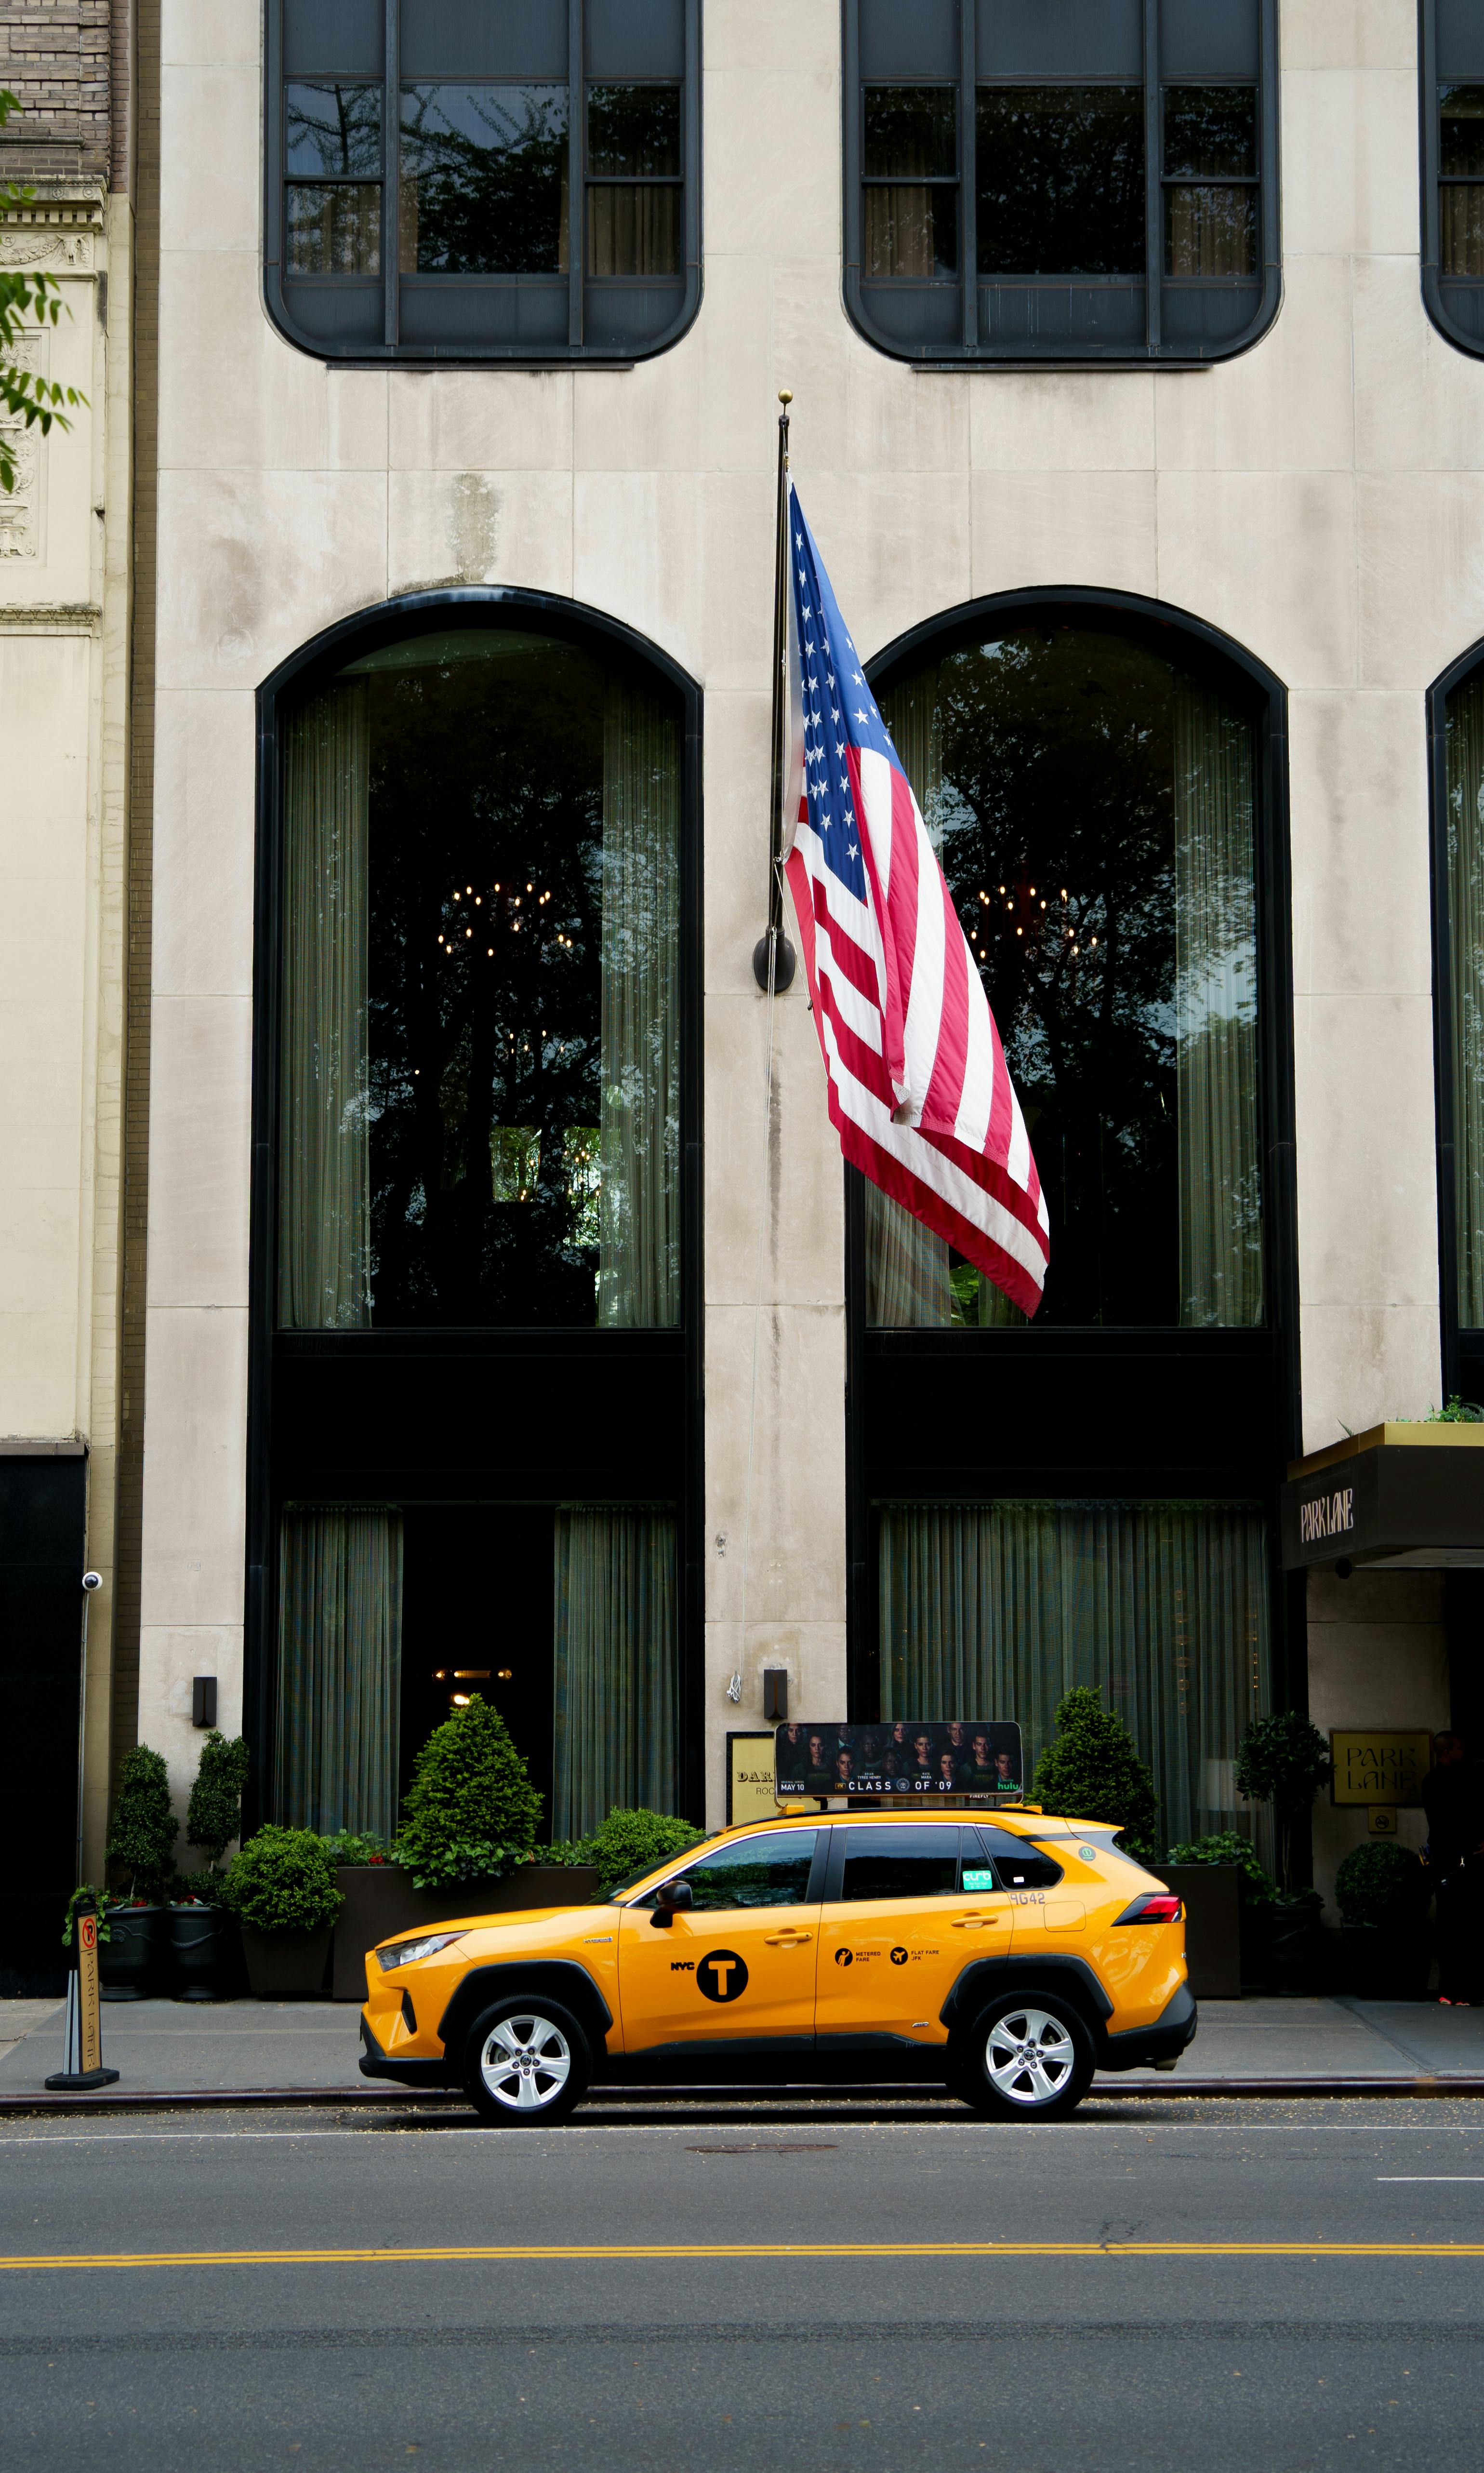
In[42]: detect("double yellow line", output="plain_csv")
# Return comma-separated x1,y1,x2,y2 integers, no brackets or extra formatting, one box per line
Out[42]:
3,2239,1483,2272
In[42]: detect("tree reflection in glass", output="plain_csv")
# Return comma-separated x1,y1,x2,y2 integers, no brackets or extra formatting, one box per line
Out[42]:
874,628,1262,1328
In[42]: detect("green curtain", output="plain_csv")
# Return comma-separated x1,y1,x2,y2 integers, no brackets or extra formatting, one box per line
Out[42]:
275,1504,403,1837
552,1504,678,1839
877,1498,1272,1852
599,678,681,1328
871,669,1023,1330
1447,675,1484,1325
278,682,371,1330
863,1178,954,1324
1174,680,1263,1327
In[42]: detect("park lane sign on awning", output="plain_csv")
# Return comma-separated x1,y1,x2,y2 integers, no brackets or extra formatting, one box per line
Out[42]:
1281,1423,1484,1571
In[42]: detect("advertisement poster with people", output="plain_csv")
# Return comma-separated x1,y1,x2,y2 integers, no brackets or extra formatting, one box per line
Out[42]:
773,1721,1024,1802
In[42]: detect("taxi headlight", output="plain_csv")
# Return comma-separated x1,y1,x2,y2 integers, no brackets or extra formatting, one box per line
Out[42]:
376,1931,466,1972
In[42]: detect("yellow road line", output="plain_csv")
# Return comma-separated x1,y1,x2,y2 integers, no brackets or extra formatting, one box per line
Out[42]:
2,2240,1484,2271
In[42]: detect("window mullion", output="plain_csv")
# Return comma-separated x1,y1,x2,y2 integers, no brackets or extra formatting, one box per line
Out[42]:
568,0,584,346
383,0,399,346
960,0,977,350
1143,0,1161,352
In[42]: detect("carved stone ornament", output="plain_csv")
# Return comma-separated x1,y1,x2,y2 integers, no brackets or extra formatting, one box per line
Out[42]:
0,229,94,269
0,334,48,560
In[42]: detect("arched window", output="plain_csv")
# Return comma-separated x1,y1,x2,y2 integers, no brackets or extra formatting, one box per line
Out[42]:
265,0,702,363
276,627,682,1330
843,0,1280,366
250,597,700,1845
1422,5,1484,356
865,616,1265,1328
1432,642,1484,1392
849,593,1296,1860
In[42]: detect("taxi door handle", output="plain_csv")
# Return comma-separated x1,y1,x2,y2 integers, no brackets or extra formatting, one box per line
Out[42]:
952,1912,1003,1929
763,1930,812,1946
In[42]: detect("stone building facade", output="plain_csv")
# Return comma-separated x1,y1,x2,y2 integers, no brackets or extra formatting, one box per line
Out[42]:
6,0,1484,1984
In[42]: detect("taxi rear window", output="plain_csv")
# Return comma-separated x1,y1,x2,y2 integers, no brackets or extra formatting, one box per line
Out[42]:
972,1826,1064,1891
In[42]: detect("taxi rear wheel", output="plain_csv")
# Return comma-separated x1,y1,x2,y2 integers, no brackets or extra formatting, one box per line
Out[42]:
464,1997,591,2126
954,1992,1094,2121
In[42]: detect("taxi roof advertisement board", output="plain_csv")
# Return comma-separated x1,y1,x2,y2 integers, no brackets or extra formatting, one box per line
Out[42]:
775,1721,1024,1802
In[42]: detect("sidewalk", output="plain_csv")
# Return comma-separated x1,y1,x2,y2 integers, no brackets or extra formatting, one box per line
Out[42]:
5,1994,1484,2101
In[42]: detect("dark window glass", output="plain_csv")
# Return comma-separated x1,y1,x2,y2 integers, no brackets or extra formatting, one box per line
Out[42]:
837,1824,962,1900
278,630,681,1330
1164,87,1257,277
973,1827,1064,1891
1164,87,1256,176
1441,82,1484,175
1440,84,1484,278
863,87,958,279
286,185,382,274
399,82,569,273
286,81,383,175
976,85,1144,275
589,83,680,174
677,1833,818,1909
873,630,1261,1327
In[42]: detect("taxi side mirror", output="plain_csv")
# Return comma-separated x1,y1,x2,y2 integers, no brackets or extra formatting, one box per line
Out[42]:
650,1878,693,1929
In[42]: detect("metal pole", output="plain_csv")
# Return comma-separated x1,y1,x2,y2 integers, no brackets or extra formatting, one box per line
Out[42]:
753,390,797,993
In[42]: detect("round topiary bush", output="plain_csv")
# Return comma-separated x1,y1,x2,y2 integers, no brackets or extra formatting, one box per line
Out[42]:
220,1827,344,1936
1030,1686,1159,1847
1334,1839,1426,1929
397,1693,543,1890
579,1807,705,1896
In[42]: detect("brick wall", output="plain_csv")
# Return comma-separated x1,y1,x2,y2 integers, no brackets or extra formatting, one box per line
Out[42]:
0,3,112,183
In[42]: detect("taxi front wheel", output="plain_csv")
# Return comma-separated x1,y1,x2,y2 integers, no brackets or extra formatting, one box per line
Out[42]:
463,1997,591,2126
953,1992,1094,2122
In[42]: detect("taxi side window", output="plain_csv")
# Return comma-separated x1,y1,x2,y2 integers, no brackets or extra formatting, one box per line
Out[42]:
972,1828,1065,1892
837,1825,962,1901
673,1832,819,1910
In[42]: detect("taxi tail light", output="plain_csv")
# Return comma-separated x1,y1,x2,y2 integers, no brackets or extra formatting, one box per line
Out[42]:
1113,1892,1183,1925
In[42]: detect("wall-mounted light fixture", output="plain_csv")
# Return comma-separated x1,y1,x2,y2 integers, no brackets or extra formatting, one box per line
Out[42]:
191,1676,217,1729
762,1668,788,1723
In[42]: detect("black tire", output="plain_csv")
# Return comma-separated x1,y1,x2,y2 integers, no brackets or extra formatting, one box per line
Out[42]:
463,1996,591,2126
952,1991,1095,2122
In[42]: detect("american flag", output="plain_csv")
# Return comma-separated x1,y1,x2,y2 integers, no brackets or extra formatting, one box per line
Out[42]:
779,484,1050,1317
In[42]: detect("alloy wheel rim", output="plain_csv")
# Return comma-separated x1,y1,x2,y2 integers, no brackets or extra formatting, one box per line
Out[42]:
480,2013,572,2110
983,2006,1076,2106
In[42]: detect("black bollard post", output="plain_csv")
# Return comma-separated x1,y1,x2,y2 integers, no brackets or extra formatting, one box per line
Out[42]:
46,1897,121,2090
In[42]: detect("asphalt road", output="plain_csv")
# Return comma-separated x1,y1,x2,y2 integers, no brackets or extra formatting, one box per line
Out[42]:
3,2095,1483,2472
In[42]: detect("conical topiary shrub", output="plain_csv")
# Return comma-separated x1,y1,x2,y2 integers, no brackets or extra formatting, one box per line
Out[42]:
105,1744,180,1898
186,1730,251,1872
398,1693,543,1890
1030,1686,1159,1851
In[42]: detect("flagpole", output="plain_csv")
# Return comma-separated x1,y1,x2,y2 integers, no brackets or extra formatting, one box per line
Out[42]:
753,390,796,993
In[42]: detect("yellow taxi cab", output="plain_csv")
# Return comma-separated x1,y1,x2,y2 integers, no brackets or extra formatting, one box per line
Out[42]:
359,1808,1195,2125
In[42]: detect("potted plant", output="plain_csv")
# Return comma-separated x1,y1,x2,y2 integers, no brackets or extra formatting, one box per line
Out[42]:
328,1706,606,2000
1234,1711,1333,1893
1161,1830,1276,1997
1029,1686,1160,1853
168,1731,250,1999
220,1826,343,1996
100,1744,180,1999
552,1806,703,1895
1335,1841,1431,1998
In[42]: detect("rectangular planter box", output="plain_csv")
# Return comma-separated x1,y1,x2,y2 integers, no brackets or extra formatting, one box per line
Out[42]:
1152,1865,1241,1999
332,1865,606,2002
